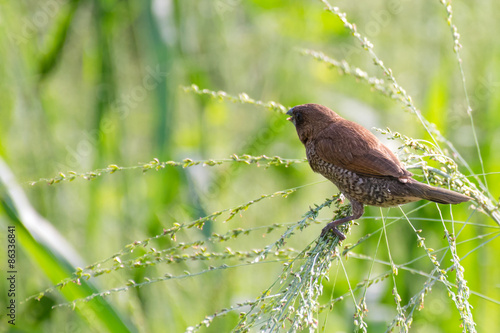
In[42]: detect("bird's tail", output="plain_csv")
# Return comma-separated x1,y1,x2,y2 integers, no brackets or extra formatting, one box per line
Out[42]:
409,181,471,204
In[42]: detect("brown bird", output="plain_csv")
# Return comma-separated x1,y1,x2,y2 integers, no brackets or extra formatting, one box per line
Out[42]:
287,104,471,240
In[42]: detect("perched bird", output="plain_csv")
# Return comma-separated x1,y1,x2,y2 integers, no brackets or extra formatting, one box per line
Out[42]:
287,104,470,240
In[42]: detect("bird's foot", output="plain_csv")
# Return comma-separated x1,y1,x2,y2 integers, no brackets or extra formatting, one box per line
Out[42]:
321,222,346,241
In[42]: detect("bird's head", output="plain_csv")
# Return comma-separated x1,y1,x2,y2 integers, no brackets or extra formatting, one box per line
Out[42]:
287,104,341,144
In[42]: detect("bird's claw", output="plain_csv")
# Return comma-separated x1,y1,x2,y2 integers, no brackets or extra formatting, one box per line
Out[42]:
321,223,346,241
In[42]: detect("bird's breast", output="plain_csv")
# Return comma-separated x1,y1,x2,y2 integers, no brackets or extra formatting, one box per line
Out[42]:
305,142,420,207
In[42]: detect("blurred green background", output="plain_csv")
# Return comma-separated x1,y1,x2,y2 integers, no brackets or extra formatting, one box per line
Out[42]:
0,0,499,332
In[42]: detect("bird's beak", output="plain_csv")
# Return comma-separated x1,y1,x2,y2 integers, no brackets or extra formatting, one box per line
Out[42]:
286,109,293,122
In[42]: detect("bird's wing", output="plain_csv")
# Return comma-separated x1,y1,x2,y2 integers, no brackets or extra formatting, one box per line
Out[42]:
314,121,411,179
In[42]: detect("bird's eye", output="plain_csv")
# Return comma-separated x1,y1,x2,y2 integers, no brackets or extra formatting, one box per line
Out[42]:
295,112,303,125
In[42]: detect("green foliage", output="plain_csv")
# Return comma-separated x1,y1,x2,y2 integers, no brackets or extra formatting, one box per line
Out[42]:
1,1,500,333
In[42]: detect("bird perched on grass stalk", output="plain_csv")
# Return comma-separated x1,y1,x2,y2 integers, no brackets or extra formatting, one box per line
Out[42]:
287,104,470,240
